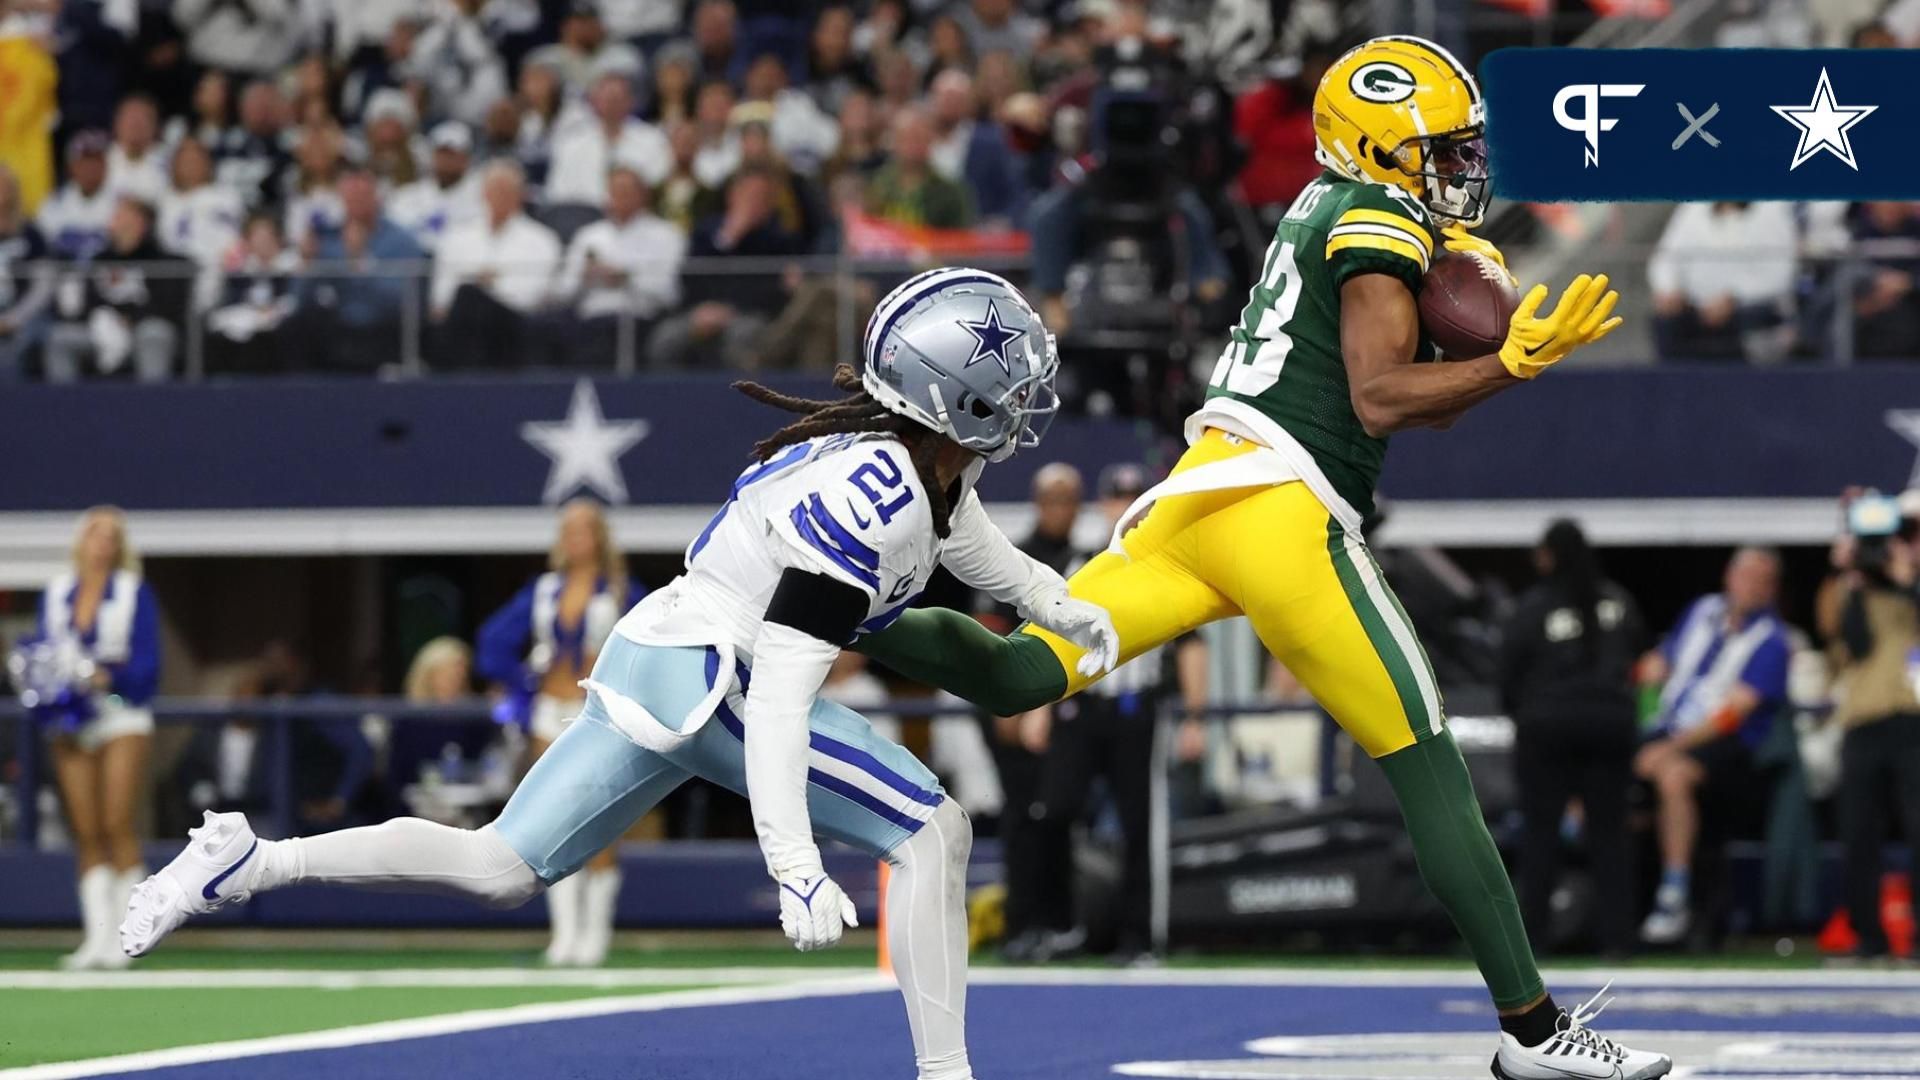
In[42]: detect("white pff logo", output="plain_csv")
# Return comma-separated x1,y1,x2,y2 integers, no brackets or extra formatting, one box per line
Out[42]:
1553,83,1645,167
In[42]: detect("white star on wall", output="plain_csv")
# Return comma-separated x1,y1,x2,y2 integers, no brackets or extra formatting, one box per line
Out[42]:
1771,67,1876,171
520,379,649,504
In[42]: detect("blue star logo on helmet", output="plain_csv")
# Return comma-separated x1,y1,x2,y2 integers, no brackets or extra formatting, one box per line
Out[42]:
960,300,1020,376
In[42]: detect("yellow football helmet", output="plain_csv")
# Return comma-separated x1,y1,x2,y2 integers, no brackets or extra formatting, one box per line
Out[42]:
1313,35,1489,225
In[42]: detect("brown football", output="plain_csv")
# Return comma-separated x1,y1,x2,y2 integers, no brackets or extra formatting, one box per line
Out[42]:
1418,251,1520,360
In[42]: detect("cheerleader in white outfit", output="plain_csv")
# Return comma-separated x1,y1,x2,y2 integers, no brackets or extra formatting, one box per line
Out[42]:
476,500,644,966
39,508,161,969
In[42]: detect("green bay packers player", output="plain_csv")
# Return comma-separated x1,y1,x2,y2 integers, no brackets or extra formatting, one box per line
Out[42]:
860,35,1671,1080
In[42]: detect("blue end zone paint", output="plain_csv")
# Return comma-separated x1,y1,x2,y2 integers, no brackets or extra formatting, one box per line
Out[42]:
104,982,1920,1080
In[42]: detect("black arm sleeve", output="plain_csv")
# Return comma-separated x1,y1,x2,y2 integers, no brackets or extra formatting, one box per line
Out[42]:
764,567,871,645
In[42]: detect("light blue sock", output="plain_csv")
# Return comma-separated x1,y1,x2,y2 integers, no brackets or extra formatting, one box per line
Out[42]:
1657,866,1691,907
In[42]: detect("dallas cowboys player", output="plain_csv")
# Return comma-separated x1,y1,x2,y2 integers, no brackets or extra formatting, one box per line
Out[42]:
121,268,1118,1080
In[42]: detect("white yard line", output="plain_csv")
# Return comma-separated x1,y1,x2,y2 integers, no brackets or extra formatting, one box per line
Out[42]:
966,967,1920,989
0,975,897,1080
0,966,861,991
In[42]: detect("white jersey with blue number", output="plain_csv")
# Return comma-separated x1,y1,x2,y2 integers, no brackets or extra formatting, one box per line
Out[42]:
614,432,977,662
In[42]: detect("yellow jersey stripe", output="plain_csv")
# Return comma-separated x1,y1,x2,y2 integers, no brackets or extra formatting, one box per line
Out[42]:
1326,232,1430,272
1332,209,1433,256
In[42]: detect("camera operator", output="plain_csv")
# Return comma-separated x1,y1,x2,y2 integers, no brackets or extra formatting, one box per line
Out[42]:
1814,489,1920,960
1026,1,1227,339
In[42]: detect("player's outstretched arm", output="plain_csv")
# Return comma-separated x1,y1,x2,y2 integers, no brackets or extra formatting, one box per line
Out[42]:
940,492,1119,678
855,606,1070,716
1341,272,1621,436
746,568,865,951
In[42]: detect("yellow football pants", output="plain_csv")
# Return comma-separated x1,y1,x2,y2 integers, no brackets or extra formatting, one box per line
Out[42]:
1025,429,1445,758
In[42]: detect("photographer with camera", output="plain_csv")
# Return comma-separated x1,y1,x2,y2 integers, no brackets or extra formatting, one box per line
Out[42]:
1814,489,1920,960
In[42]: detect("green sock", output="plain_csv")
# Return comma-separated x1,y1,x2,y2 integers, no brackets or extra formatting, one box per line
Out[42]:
1375,732,1546,1010
853,608,1068,715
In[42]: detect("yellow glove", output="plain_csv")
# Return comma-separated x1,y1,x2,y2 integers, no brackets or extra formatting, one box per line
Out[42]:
1441,223,1515,284
1497,273,1622,379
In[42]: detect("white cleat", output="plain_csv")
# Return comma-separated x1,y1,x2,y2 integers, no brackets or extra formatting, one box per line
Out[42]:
1638,906,1690,946
1492,985,1671,1080
119,811,261,958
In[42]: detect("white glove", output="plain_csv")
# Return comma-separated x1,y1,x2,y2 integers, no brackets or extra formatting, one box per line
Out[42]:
1029,592,1121,680
776,871,858,952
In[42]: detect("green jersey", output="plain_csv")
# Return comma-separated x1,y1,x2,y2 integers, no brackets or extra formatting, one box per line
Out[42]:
1202,172,1435,518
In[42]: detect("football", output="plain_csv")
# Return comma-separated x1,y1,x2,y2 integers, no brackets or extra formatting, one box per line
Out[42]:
1418,251,1521,360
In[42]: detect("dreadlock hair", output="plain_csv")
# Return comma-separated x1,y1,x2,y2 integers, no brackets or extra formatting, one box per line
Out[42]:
733,364,955,538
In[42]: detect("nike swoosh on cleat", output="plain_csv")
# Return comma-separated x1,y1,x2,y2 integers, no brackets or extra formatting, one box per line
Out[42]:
202,839,258,902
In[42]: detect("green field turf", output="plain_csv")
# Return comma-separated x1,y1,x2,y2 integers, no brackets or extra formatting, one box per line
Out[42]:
0,984,709,1069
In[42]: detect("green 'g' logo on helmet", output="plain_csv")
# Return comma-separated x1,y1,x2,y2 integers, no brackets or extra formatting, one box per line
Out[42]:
1350,62,1417,104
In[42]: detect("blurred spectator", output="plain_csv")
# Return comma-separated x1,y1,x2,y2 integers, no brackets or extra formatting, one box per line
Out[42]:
974,49,1023,118
172,0,299,78
689,164,803,257
285,52,338,131
687,0,740,84
46,195,192,383
805,5,871,114
820,87,886,188
1497,520,1645,957
294,166,425,372
1635,547,1791,946
645,298,762,369
157,136,244,309
1234,48,1335,211
1844,201,1920,360
281,122,346,249
214,79,293,208
362,88,425,189
596,0,686,46
851,0,907,61
53,0,136,143
925,12,974,81
0,164,55,381
655,121,716,232
525,1,642,96
644,40,700,125
1649,201,1798,362
735,119,821,249
1849,20,1900,47
750,178,875,370
1810,0,1888,44
431,159,561,368
547,70,672,204
107,94,169,206
1713,0,1812,46
205,211,302,373
338,12,425,126
739,51,838,176
165,69,233,151
388,122,484,252
509,59,568,191
953,0,1042,58
1815,492,1920,960
928,69,1023,225
411,0,511,129
327,0,433,66
37,132,116,260
0,8,58,214
690,80,742,187
873,43,923,117
554,165,684,365
866,106,971,229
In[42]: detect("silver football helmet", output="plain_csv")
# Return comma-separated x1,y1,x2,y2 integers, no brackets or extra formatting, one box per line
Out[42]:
861,267,1060,463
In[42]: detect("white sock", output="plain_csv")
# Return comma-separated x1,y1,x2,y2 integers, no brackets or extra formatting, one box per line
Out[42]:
255,819,538,909
72,865,114,959
109,866,143,930
887,799,975,1080
577,868,623,965
544,871,585,964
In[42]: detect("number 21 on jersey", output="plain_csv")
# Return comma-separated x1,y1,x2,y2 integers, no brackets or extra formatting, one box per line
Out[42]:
1208,238,1302,397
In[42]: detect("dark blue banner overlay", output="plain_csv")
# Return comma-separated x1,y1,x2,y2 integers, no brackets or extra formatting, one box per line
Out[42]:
1482,49,1920,202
